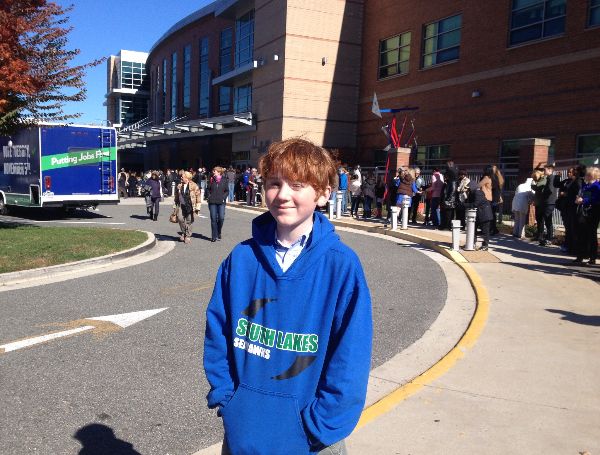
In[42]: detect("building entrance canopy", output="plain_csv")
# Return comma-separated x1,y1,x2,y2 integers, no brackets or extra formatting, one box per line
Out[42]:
117,112,255,149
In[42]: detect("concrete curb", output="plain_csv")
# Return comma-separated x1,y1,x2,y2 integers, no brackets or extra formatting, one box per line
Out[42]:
0,230,156,288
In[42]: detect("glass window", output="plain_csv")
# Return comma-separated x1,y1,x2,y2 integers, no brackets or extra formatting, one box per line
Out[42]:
378,32,411,79
590,0,600,26
220,28,233,75
183,45,191,115
120,95,148,126
218,86,232,113
235,10,254,67
422,14,462,68
199,37,210,118
120,60,147,90
415,145,450,171
162,59,167,123
509,0,566,46
577,134,600,164
234,84,252,113
171,52,177,120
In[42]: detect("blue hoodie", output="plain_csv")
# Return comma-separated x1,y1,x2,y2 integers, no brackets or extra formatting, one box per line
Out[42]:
204,211,372,454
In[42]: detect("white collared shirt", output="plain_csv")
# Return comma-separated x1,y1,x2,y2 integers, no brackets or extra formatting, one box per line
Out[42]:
274,227,313,272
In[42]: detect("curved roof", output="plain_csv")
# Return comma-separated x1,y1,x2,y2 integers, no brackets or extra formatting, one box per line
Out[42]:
149,1,219,55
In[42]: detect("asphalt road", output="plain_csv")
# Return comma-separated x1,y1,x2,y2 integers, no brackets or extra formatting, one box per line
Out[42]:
0,202,447,455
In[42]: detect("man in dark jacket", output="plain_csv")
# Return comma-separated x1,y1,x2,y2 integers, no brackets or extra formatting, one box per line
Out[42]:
539,164,561,246
464,180,493,251
441,161,458,230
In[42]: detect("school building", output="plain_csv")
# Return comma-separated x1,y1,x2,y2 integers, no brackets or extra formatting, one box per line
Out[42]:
114,0,600,175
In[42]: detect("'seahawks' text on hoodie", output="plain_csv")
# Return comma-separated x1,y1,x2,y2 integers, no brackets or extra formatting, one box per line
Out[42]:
204,211,373,455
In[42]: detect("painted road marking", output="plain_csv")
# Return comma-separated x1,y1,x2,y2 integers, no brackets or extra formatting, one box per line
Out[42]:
0,308,168,355
0,326,95,353
86,307,168,328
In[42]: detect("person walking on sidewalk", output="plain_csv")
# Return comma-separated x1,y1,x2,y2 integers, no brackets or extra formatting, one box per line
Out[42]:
573,166,600,265
206,167,229,242
145,172,162,221
174,171,202,244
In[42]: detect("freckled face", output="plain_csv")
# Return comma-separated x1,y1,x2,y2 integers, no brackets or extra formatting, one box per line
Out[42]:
265,174,329,229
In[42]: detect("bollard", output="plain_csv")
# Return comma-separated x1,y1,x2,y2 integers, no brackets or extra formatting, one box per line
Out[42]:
401,196,410,230
451,219,461,251
328,200,334,219
464,209,477,251
171,181,175,197
335,191,343,219
390,206,399,230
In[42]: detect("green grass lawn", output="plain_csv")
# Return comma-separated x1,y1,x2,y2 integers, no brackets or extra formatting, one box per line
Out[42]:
0,225,148,274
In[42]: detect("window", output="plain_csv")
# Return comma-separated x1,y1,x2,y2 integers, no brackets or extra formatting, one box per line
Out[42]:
235,10,254,67
422,14,462,68
577,134,600,164
183,45,191,115
234,84,252,113
120,60,147,90
218,86,232,113
590,0,600,26
171,52,177,120
120,95,148,126
199,37,210,117
501,138,555,171
373,149,388,167
499,140,522,174
220,28,233,75
232,150,250,162
509,0,566,46
378,32,411,79
162,58,167,122
415,145,450,171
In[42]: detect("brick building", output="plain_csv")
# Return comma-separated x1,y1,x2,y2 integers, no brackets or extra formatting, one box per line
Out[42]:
116,0,600,174
117,0,362,170
357,0,600,175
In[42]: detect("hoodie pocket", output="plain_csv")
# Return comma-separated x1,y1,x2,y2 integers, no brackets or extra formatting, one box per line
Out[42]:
221,383,309,455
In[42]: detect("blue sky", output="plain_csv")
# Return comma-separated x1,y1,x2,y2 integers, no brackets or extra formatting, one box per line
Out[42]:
53,0,214,124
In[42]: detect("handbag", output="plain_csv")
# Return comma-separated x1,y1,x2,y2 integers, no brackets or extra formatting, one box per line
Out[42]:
169,208,178,223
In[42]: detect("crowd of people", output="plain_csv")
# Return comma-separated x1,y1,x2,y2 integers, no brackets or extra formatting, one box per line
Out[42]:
516,163,600,265
117,166,267,245
117,159,600,258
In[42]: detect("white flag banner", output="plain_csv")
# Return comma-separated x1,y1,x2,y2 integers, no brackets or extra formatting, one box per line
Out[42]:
372,92,382,118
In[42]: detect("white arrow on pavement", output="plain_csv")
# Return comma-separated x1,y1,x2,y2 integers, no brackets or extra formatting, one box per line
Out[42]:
0,308,168,354
86,307,168,328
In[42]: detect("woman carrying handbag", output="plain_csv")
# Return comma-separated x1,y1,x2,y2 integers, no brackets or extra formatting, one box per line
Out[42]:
174,171,202,244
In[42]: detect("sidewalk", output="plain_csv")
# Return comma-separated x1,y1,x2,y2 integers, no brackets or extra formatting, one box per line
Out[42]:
224,204,599,454
344,221,600,454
